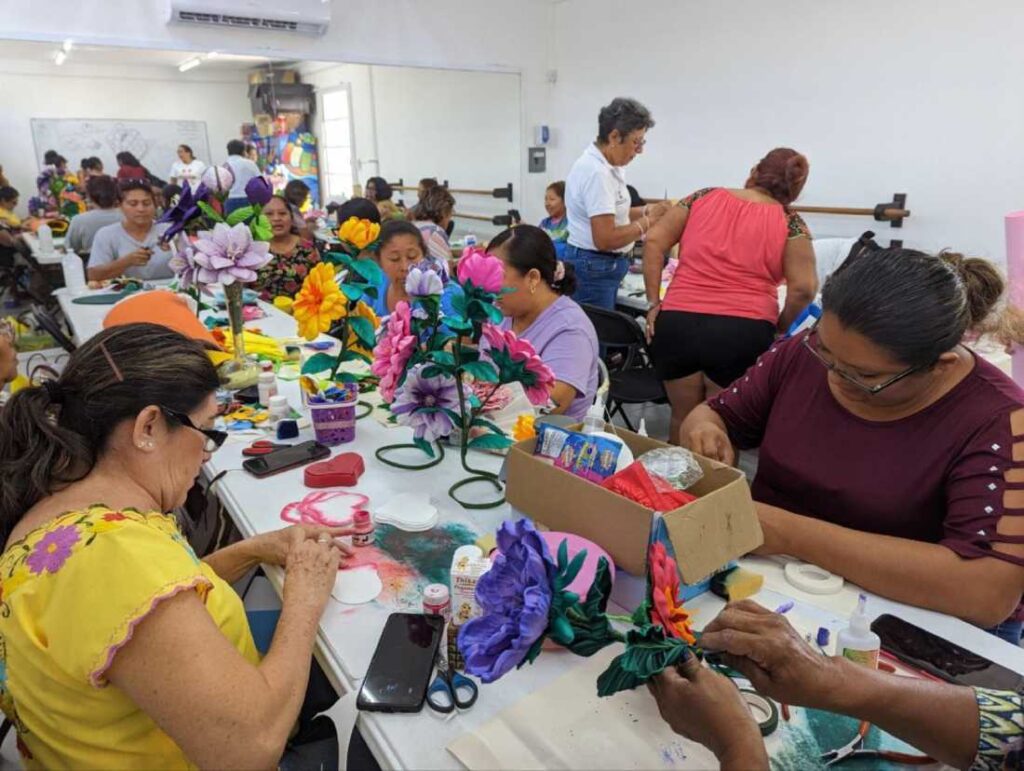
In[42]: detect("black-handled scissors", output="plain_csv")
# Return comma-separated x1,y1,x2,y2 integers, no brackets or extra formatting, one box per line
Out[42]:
426,652,478,714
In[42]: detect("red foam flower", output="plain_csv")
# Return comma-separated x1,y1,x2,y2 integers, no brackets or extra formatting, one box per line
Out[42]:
648,542,696,644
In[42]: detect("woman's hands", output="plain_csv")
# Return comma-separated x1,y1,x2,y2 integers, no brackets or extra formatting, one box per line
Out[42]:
279,527,353,613
251,524,355,568
685,418,735,465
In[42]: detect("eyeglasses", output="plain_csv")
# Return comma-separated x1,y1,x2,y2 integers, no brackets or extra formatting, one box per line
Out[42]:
625,136,646,150
801,324,920,395
161,407,228,453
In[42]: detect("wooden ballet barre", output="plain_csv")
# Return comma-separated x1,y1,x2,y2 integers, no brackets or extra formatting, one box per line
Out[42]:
386,179,514,202
791,193,909,228
454,210,519,227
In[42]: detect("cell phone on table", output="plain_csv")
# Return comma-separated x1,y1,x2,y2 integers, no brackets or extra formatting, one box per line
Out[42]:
242,440,331,478
871,613,1024,693
357,613,444,713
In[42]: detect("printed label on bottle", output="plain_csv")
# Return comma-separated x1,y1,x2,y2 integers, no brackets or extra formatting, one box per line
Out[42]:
352,531,374,547
842,647,879,669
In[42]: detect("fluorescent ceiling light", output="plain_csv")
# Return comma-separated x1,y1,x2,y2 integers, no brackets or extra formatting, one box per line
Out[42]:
206,51,219,58
61,39,73,53
178,57,201,72
53,50,67,66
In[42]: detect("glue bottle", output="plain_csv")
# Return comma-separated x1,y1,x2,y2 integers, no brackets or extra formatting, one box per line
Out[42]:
581,396,606,434
257,361,278,407
836,594,880,668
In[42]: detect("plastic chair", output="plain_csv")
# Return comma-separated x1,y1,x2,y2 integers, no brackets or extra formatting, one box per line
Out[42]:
581,303,667,431
30,304,76,354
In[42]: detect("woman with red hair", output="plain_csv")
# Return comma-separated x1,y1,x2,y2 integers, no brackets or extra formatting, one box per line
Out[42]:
643,148,819,442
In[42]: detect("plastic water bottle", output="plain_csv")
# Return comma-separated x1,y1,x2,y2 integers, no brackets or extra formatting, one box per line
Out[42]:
61,252,86,294
38,223,54,255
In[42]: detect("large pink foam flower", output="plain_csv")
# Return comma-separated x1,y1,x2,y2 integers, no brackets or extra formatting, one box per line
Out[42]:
481,324,556,406
192,222,272,286
456,246,504,293
371,301,417,403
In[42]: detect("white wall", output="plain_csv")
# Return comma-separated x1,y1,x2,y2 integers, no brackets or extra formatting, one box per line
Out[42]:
548,0,1024,262
0,59,252,214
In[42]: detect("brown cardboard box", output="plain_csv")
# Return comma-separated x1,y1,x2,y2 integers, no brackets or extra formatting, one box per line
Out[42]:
505,426,763,582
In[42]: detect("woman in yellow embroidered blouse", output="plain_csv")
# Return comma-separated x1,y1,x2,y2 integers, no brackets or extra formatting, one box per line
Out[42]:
0,324,355,769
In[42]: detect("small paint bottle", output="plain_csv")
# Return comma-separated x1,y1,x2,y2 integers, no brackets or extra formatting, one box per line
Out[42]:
422,583,451,620
257,361,278,407
351,510,374,547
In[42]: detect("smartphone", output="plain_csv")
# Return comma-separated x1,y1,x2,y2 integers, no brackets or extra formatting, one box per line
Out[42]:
357,613,444,713
234,385,260,404
242,440,331,478
871,613,1024,693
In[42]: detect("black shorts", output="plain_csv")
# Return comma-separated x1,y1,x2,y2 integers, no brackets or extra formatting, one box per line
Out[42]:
651,310,775,387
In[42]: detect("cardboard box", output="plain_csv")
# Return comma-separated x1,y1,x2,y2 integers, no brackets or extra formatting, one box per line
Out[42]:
506,426,762,582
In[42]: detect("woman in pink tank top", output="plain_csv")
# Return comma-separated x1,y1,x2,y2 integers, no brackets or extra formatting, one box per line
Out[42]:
642,148,819,443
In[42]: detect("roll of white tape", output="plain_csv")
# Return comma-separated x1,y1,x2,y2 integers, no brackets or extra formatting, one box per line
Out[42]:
784,561,844,595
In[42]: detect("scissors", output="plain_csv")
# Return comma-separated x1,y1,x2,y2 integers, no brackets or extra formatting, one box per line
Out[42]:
426,652,478,714
242,440,293,456
821,720,933,766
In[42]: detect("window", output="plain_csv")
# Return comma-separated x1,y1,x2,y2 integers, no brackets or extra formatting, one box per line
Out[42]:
319,86,356,202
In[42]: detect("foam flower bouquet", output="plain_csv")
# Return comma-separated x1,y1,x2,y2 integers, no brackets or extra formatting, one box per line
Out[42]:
458,516,698,697
371,247,554,508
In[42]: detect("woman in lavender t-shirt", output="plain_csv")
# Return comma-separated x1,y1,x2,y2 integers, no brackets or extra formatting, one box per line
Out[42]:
488,225,599,420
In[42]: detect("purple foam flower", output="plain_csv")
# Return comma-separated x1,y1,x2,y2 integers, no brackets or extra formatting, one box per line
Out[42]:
201,163,235,195
458,519,556,683
244,175,273,206
390,364,459,442
192,222,272,286
26,525,80,575
168,233,200,289
405,266,444,299
158,181,209,242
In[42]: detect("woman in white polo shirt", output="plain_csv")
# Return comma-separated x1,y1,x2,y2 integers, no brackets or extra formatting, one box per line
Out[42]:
564,98,668,309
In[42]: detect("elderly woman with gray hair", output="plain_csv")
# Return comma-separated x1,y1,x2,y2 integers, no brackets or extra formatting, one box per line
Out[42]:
563,97,669,309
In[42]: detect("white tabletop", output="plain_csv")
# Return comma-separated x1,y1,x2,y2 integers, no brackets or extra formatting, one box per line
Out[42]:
55,285,1024,769
21,232,65,266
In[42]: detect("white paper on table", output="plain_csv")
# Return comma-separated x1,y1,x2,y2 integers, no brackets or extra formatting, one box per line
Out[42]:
447,646,719,770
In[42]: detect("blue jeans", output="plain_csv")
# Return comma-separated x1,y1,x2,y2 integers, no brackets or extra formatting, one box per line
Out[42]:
991,619,1023,645
225,197,250,214
564,244,630,310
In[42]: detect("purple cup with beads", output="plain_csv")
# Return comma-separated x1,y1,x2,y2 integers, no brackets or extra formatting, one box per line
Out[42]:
309,383,358,446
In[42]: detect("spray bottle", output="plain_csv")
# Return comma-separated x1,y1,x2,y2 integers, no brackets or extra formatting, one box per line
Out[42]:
836,594,881,668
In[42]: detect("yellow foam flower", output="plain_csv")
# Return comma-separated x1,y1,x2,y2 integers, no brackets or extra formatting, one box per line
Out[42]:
512,413,536,442
293,262,347,341
273,296,295,315
337,217,381,251
347,300,380,358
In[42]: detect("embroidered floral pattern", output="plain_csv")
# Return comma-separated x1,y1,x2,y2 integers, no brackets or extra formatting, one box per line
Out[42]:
677,187,717,209
255,240,322,301
25,526,79,575
787,211,811,240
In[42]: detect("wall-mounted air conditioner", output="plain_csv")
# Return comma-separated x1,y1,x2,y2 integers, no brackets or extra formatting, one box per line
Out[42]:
168,0,331,36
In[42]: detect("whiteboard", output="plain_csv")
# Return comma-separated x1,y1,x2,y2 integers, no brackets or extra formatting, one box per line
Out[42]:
30,118,211,183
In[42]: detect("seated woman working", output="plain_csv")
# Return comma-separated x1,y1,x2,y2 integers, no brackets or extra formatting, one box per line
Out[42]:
0,324,353,767
369,220,430,317
488,225,599,420
87,180,173,281
410,186,456,276
682,248,1024,635
254,194,321,301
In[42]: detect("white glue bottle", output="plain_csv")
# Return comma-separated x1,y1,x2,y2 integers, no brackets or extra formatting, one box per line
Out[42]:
581,396,606,434
836,594,881,668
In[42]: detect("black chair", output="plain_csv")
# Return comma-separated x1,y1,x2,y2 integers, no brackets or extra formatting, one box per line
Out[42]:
31,304,76,354
581,303,667,431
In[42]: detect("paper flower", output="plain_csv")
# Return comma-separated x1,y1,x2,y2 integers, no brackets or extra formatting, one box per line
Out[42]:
293,262,347,340
405,266,444,298
201,164,235,195
371,301,417,403
192,222,272,286
168,233,200,290
337,217,381,251
481,324,556,406
391,364,459,442
648,542,696,644
158,181,209,242
457,247,504,293
458,519,555,682
244,176,273,206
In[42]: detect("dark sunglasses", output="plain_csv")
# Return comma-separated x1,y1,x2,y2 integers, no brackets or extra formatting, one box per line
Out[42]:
801,323,920,395
161,407,228,452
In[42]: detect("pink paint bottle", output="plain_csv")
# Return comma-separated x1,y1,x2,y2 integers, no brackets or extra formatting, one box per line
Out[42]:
351,510,374,547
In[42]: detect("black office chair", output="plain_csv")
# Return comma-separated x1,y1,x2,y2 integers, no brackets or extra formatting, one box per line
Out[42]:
30,304,76,354
581,303,667,431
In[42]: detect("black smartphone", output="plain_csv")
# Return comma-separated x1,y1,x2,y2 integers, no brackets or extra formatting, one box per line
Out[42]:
357,613,444,713
242,440,331,478
872,613,1024,693
235,385,260,404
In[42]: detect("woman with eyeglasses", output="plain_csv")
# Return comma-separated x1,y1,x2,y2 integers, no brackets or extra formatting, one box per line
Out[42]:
0,324,357,768
682,248,1024,637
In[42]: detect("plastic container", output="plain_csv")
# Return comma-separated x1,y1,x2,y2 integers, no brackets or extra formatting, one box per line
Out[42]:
37,223,54,254
581,397,606,435
61,252,86,294
267,394,290,423
309,384,358,446
351,510,374,547
836,594,881,668
257,362,278,407
422,583,451,619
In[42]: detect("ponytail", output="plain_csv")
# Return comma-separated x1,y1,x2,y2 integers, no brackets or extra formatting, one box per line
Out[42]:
941,250,1024,348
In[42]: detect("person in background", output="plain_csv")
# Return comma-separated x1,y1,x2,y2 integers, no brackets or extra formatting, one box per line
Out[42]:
88,180,173,282
80,157,104,180
115,152,149,182
365,177,402,221
0,165,9,188
331,197,381,229
65,176,122,259
410,185,456,275
0,322,16,386
489,225,599,419
0,324,354,768
169,145,206,189
0,187,28,263
284,179,314,239
564,97,669,310
539,181,569,259
650,601,1014,771
417,177,438,203
0,186,20,230
224,140,261,215
244,142,259,164
682,248,1024,637
369,220,428,317
43,150,68,174
162,183,183,209
254,194,321,301
644,148,818,442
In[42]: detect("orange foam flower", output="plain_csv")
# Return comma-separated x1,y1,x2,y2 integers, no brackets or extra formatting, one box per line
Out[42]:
293,262,347,340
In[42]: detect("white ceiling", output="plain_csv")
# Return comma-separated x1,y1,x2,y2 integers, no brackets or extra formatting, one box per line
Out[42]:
0,38,289,71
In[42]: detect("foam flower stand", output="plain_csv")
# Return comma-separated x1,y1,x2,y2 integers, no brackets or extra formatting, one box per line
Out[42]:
220,282,261,388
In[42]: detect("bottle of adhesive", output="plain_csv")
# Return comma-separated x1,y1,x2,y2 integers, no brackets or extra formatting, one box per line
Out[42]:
257,361,278,407
581,396,606,435
837,594,880,668
351,510,375,547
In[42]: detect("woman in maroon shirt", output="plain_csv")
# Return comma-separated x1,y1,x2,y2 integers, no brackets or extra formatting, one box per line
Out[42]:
682,247,1024,633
